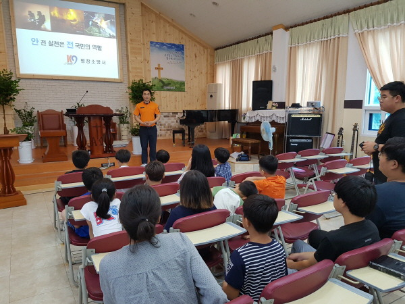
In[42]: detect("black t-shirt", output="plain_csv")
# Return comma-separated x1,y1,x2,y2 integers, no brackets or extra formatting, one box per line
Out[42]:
313,220,380,262
373,108,405,183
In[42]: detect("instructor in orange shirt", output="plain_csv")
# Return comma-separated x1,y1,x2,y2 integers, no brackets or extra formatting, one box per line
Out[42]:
133,89,161,166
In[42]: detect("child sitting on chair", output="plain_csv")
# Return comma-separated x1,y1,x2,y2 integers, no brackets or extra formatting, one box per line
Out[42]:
223,194,287,301
244,155,286,199
213,181,258,215
80,178,122,239
287,176,380,272
156,149,170,163
145,161,165,186
214,147,232,186
115,149,131,167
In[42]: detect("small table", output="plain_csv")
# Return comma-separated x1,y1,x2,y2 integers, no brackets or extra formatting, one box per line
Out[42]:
232,138,261,160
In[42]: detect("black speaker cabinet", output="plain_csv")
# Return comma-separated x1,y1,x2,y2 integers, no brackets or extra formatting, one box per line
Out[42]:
287,113,322,137
252,80,273,110
286,137,313,152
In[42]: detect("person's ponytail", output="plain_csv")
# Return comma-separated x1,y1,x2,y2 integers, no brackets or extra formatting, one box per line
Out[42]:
92,178,116,219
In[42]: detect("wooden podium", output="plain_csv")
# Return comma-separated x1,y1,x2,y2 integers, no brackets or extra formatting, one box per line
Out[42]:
41,130,68,162
0,134,27,209
65,105,123,159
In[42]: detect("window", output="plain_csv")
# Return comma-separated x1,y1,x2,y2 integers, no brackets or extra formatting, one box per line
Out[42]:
363,71,389,136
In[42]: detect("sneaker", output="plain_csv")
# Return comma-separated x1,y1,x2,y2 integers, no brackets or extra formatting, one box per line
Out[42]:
141,163,147,167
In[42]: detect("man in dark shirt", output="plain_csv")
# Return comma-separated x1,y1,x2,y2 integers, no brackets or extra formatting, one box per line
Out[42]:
367,137,405,238
287,176,380,271
361,81,405,184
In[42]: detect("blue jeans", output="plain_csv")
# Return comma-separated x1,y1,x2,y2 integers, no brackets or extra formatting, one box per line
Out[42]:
287,240,316,274
139,126,157,164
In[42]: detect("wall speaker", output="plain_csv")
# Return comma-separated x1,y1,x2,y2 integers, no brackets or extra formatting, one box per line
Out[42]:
287,113,322,137
252,80,273,111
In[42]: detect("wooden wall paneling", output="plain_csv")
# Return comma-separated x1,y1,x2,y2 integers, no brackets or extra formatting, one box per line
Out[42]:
0,0,8,70
141,4,214,112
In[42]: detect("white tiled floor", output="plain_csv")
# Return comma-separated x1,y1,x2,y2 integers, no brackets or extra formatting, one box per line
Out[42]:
0,191,404,303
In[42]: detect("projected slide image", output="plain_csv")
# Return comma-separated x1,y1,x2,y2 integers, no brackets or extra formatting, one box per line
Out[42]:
84,12,116,38
50,7,84,35
14,2,51,32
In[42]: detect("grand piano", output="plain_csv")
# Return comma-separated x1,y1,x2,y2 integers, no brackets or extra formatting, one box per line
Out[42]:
180,109,238,146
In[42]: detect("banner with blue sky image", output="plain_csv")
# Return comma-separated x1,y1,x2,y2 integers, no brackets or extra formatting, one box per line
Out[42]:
150,41,185,92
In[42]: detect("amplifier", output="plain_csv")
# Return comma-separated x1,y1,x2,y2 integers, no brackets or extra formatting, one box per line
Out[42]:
287,113,322,137
286,138,313,152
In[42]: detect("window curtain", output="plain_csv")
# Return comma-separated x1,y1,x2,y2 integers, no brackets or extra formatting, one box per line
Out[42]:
287,15,349,135
350,0,405,88
214,35,272,120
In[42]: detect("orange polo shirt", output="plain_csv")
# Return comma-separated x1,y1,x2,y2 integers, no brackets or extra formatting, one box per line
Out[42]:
133,101,160,127
253,175,286,199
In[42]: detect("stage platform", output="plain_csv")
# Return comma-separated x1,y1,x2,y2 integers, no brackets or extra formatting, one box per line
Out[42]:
13,138,231,193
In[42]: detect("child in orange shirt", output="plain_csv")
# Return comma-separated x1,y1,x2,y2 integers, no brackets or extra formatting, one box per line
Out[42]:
244,155,286,199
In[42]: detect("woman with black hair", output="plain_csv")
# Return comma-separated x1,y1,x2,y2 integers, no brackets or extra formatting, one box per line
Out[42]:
99,185,227,304
165,170,216,231
80,178,122,238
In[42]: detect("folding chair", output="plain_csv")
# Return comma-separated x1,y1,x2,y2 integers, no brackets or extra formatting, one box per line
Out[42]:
230,171,262,185
78,231,129,304
207,176,226,188
259,259,373,304
276,152,300,196
276,190,330,253
53,172,87,242
172,209,231,268
333,238,396,304
64,194,92,286
107,166,145,190
162,162,185,183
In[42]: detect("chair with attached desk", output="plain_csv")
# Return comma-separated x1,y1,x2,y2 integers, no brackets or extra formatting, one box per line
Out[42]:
152,182,180,224
391,229,405,256
320,146,344,163
230,171,262,185
259,259,373,304
207,176,226,188
303,159,349,194
333,238,396,304
64,194,92,286
276,190,331,252
276,152,301,196
172,209,231,269
162,162,185,183
78,230,129,304
347,156,371,177
53,172,88,242
293,149,321,182
107,166,145,190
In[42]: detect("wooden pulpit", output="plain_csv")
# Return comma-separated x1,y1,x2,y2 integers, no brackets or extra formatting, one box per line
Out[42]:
0,134,27,209
65,105,123,159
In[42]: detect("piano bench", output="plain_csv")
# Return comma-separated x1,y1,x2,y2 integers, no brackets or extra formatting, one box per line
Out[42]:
173,128,186,146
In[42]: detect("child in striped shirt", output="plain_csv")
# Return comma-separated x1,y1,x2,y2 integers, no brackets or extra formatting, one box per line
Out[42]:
222,194,287,302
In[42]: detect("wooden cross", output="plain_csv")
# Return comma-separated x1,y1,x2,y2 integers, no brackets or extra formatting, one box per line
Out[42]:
155,64,163,79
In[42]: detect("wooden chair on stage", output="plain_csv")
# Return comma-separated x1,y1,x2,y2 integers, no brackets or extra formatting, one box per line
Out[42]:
38,109,68,162
38,109,67,148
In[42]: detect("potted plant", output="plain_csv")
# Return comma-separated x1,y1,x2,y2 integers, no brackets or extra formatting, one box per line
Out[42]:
10,126,34,163
128,79,154,105
14,102,36,148
116,106,130,140
130,124,141,155
70,101,85,146
0,69,23,134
